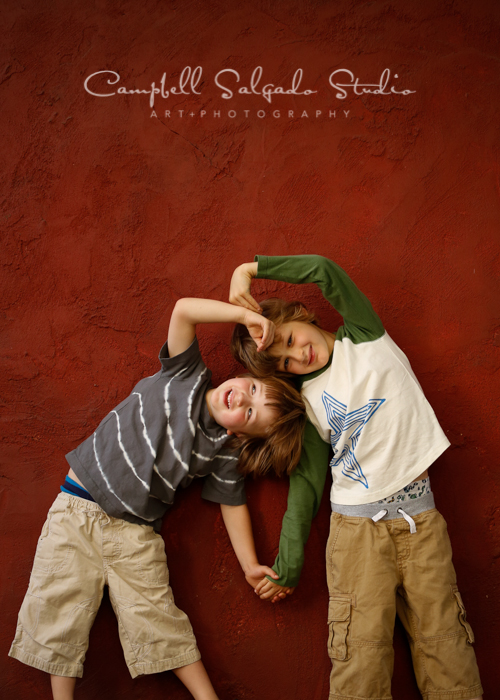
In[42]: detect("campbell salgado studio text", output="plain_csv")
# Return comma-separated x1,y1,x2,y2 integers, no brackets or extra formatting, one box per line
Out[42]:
84,67,416,108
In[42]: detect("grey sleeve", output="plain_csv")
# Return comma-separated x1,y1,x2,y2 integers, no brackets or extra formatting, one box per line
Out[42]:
201,453,246,506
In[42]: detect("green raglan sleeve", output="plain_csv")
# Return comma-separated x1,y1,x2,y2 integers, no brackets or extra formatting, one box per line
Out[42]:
255,254,384,342
269,419,331,587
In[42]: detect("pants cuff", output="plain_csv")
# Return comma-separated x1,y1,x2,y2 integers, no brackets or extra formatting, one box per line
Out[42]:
329,694,392,700
8,646,83,678
422,685,483,700
128,648,202,678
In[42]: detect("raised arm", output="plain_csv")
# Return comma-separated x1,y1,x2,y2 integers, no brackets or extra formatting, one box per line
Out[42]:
168,297,275,358
231,255,384,342
229,262,260,311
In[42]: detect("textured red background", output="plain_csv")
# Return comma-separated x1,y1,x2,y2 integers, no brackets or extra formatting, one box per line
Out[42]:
1,1,499,699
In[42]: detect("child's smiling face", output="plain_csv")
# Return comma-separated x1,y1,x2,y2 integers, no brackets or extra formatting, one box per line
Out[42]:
206,376,276,437
269,321,335,374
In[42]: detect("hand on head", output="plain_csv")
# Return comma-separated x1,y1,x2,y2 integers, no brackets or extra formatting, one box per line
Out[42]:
242,310,276,352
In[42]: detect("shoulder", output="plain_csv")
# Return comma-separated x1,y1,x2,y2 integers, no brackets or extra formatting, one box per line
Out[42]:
159,336,205,375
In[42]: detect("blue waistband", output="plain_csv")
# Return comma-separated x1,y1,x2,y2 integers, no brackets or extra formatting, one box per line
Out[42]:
61,475,95,502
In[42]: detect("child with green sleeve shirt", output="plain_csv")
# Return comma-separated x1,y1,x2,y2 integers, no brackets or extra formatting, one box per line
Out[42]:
229,254,483,700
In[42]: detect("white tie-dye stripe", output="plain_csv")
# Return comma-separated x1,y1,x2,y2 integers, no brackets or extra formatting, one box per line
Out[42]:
153,463,175,491
197,422,228,443
132,392,156,458
164,368,190,471
192,451,238,463
187,368,207,436
112,411,150,490
210,472,244,485
92,433,151,520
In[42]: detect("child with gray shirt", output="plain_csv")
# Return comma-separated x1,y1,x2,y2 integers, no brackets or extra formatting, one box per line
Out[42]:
9,297,306,700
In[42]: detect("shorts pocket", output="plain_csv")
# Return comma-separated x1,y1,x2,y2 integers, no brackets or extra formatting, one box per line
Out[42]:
327,596,352,660
451,585,475,644
326,513,345,561
134,527,170,586
32,511,74,575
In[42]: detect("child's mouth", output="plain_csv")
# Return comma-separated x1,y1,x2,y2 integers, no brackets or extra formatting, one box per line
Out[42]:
226,389,233,409
309,346,315,365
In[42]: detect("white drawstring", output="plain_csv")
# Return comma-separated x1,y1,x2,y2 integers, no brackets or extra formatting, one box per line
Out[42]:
371,507,417,534
397,508,417,534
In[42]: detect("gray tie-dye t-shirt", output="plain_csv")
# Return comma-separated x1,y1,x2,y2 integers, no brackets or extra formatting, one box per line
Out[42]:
66,338,245,530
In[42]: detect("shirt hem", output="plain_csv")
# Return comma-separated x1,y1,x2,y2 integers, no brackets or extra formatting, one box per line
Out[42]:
202,492,246,507
329,439,450,506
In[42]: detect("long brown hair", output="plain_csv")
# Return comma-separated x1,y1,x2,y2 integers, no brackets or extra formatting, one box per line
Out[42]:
232,374,306,477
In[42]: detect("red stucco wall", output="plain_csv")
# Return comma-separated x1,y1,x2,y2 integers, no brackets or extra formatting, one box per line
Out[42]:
2,1,499,698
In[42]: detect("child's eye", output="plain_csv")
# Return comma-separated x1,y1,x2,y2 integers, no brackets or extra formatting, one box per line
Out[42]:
248,407,252,418
284,358,289,370
287,335,292,347
252,385,256,394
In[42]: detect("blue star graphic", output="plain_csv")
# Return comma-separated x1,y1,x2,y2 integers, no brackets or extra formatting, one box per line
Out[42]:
322,392,386,489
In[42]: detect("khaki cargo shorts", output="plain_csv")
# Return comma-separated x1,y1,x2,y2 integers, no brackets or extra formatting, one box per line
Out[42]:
326,507,483,700
9,493,200,678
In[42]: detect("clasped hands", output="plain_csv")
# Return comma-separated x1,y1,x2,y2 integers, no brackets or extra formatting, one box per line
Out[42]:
245,567,295,604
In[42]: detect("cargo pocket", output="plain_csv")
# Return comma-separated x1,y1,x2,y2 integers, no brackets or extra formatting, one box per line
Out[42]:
327,596,352,660
451,585,475,644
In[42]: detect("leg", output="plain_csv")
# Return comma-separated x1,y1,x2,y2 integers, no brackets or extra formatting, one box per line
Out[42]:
8,495,105,679
325,512,399,700
173,660,220,700
106,522,201,679
397,508,483,700
50,675,77,700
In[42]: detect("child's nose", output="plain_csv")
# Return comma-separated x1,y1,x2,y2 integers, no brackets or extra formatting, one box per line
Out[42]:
292,348,306,363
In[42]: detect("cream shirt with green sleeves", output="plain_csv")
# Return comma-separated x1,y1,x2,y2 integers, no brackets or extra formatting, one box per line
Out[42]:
256,255,450,587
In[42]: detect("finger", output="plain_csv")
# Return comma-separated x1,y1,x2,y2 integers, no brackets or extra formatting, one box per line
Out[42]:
259,323,270,347
254,579,269,595
243,292,261,313
257,581,277,597
235,295,256,312
256,334,267,352
248,329,264,350
257,322,274,352
261,325,275,350
262,567,279,580
256,580,274,595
